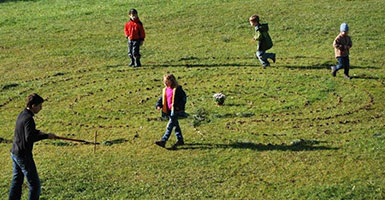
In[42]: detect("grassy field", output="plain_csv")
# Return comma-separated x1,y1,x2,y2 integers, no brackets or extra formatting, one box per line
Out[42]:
1,0,385,199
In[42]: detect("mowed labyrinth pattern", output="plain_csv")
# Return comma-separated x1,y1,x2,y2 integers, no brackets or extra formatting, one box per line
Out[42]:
0,65,384,143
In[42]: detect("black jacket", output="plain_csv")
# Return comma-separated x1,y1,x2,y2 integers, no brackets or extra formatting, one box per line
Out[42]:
155,86,187,114
11,108,48,156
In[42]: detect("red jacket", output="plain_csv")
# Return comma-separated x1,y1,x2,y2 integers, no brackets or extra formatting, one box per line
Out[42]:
124,18,145,41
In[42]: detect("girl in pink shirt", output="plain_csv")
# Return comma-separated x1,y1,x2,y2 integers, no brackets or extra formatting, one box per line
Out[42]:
155,74,187,148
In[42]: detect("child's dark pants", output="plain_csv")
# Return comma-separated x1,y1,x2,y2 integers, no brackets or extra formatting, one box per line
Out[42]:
256,50,275,67
128,40,141,58
335,56,350,76
128,39,141,66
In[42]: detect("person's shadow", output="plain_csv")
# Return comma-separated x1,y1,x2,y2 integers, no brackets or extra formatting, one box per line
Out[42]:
0,137,12,144
167,141,338,151
280,64,379,70
0,0,37,3
351,75,381,80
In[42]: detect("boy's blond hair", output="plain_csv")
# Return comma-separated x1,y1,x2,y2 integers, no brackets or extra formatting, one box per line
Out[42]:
249,15,260,23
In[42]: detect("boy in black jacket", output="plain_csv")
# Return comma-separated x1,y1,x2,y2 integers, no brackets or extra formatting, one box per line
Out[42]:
9,93,56,200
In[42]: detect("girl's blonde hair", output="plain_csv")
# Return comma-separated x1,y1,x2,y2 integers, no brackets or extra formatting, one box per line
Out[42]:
164,74,179,88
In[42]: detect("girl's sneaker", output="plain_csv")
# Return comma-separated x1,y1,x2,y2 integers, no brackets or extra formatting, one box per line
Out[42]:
155,140,166,148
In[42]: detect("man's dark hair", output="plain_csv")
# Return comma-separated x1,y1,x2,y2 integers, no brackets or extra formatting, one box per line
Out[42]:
26,93,44,108
129,9,138,15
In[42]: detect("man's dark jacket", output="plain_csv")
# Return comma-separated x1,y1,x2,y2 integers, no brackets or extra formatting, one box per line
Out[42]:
11,108,48,156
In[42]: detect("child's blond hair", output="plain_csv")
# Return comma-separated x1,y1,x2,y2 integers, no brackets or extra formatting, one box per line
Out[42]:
164,74,179,88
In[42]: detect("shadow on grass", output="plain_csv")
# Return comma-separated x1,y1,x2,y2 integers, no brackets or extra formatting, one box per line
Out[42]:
1,83,19,91
351,75,381,80
167,142,338,151
146,63,259,68
0,0,38,3
106,61,259,69
213,112,254,119
0,137,12,144
280,64,378,70
112,62,378,70
102,138,128,146
224,103,246,107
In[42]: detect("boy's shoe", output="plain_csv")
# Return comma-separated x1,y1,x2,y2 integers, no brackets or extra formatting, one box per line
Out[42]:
128,55,135,66
174,140,184,146
135,58,141,67
344,74,351,80
155,140,166,148
129,58,135,66
272,53,276,63
331,66,337,77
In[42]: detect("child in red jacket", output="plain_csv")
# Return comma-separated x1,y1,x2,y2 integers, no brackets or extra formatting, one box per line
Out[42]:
124,9,145,67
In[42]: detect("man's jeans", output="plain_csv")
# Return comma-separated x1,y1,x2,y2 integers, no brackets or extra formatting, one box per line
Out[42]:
9,153,41,200
162,114,183,142
335,56,350,76
256,50,274,67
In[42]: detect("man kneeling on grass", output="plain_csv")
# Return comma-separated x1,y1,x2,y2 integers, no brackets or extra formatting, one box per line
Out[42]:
9,93,56,200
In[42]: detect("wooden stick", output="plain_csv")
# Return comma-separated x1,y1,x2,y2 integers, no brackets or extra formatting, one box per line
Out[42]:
56,136,100,145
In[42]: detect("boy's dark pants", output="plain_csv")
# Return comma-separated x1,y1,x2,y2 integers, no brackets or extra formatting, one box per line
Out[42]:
161,114,183,142
335,56,350,76
9,153,41,200
128,39,141,66
256,50,275,67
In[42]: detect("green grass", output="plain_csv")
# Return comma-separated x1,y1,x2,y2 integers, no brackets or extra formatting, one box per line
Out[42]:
1,0,385,199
